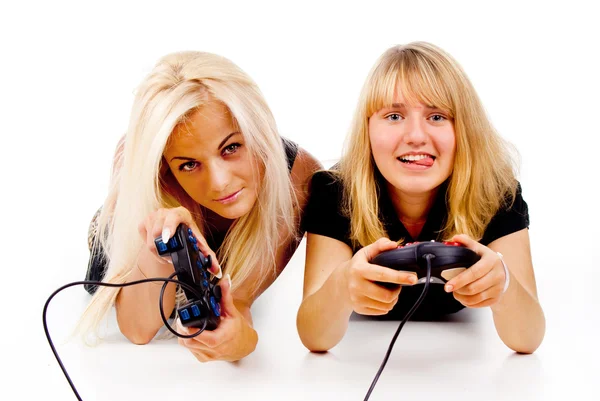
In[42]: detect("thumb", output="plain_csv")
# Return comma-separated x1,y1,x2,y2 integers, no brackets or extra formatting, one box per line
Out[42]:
218,274,237,317
362,237,398,262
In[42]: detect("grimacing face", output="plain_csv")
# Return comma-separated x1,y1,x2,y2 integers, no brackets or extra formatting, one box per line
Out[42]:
163,101,262,220
368,93,456,199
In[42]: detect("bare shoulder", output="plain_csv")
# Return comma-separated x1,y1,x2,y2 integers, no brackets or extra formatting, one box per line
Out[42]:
290,146,323,208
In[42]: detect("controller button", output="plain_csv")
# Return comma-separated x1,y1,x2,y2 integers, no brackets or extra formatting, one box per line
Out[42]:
156,242,167,253
202,270,208,279
196,260,203,269
191,304,201,317
168,237,179,249
188,228,193,236
193,244,199,252
443,241,462,246
202,279,209,288
180,309,190,321
188,235,197,244
210,296,221,317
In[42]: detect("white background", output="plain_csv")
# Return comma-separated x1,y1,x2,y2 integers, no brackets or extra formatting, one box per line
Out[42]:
1,0,599,400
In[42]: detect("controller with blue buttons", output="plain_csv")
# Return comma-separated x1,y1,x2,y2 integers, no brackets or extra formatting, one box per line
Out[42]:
154,223,222,331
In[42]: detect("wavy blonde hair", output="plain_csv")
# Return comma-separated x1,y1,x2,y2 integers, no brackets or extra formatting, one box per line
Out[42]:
80,51,296,336
339,42,519,248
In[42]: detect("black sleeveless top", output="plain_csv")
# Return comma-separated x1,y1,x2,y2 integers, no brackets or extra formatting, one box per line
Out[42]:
84,137,299,294
302,169,530,320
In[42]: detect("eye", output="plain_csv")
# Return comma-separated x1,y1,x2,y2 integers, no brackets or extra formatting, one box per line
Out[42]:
178,161,199,172
429,114,447,122
222,142,241,156
385,113,402,122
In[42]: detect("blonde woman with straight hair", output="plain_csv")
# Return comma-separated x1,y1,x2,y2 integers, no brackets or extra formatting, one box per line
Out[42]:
297,42,545,354
81,51,321,362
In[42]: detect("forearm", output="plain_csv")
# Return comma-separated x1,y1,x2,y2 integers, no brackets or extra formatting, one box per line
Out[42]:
491,276,545,354
115,251,176,344
296,263,353,352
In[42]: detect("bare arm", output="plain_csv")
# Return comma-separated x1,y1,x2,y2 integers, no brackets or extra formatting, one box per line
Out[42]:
447,229,545,354
115,249,177,344
296,234,355,351
488,229,545,353
296,235,416,352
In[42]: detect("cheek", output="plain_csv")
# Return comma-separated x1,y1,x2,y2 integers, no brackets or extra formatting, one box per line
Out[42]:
369,122,396,158
437,127,456,161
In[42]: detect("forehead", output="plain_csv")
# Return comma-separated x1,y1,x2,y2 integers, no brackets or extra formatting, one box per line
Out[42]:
167,101,237,150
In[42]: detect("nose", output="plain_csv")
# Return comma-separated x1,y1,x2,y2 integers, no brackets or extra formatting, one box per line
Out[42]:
403,117,428,146
206,161,230,193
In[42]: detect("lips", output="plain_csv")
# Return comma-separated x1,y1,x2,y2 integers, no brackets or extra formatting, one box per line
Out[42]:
214,189,242,203
397,153,435,167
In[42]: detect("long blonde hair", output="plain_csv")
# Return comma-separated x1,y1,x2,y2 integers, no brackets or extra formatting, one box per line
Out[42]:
339,42,519,248
80,51,296,336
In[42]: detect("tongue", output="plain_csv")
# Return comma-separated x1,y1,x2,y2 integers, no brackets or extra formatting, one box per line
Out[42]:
414,157,434,167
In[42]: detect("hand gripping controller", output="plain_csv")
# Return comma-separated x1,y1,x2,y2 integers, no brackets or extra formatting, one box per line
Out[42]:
154,224,222,330
371,241,481,287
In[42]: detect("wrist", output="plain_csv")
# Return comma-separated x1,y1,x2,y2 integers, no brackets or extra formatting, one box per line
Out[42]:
333,261,354,316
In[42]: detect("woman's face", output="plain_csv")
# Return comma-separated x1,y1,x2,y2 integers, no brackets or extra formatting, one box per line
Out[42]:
163,101,261,220
368,93,456,198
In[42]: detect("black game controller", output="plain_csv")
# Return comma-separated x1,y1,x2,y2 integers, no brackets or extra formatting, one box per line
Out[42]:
371,241,481,288
154,223,222,330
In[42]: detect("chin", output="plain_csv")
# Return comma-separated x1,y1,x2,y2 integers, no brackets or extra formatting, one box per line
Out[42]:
392,176,446,195
214,202,254,220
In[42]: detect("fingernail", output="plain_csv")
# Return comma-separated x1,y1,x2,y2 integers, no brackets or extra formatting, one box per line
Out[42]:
162,228,171,244
445,284,453,292
215,264,223,279
225,273,231,287
409,276,417,284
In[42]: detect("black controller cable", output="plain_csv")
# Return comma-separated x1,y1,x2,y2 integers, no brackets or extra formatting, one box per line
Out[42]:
42,273,209,401
364,253,435,401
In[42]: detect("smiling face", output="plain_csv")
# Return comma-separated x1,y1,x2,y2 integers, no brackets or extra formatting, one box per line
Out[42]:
368,93,456,199
163,101,261,220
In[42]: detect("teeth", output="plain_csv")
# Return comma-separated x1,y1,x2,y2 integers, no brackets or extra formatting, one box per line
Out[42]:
399,154,431,161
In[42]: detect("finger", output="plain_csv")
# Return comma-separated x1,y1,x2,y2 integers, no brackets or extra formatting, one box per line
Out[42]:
362,237,399,262
454,267,504,296
361,264,418,286
445,253,496,293
355,306,393,316
147,212,173,264
176,318,226,349
187,324,231,349
218,274,236,317
180,343,217,362
353,291,399,311
191,351,213,363
450,233,486,254
453,284,503,307
360,280,402,303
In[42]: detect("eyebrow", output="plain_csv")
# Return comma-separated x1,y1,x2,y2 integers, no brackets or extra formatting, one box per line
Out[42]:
389,103,438,109
169,132,241,162
217,132,240,149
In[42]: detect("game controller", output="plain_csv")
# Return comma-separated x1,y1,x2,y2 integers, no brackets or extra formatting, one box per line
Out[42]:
154,223,222,330
371,241,481,287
